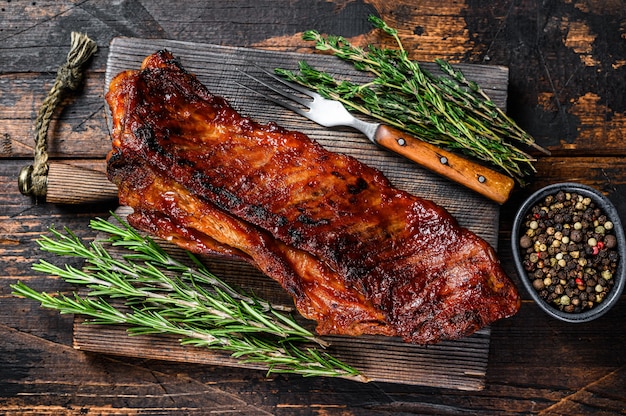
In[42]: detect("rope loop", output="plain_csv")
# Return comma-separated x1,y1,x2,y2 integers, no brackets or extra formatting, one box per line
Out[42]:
18,32,97,200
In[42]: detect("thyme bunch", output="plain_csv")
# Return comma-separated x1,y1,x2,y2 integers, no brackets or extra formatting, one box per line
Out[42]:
276,15,548,184
11,215,361,379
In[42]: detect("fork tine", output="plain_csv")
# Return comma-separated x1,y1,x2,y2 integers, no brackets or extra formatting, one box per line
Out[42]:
236,80,309,117
238,69,312,108
252,65,319,99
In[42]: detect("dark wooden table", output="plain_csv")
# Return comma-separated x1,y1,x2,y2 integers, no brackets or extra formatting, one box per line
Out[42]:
2,1,625,414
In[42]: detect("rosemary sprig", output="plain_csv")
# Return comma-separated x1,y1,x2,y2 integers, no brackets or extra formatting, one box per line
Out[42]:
11,214,362,379
276,15,549,184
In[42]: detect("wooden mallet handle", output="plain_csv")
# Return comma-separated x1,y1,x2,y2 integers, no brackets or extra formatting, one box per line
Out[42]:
45,162,118,204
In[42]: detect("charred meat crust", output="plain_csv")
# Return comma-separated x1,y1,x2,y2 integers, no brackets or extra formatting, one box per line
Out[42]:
106,50,520,344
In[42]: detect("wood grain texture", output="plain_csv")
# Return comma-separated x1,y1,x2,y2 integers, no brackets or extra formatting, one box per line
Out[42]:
0,325,275,415
2,0,626,414
45,163,118,204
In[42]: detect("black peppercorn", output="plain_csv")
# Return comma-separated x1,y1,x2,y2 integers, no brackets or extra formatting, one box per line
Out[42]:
605,234,617,249
520,235,533,249
518,190,620,314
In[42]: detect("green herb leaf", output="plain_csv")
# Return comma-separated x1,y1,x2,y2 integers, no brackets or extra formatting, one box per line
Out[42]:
11,214,361,379
276,15,549,184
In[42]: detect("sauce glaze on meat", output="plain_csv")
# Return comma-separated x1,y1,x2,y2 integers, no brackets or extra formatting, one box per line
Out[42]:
106,50,520,344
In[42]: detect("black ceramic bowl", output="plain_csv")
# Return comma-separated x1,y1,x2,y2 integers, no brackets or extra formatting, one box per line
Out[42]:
512,183,625,323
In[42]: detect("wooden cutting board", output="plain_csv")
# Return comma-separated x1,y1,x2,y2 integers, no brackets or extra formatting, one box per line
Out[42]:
73,37,510,390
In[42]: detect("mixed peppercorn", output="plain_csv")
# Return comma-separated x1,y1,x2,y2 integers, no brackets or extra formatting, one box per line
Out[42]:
518,190,620,313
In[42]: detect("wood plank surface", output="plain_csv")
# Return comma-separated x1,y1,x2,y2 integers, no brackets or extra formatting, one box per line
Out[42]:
3,1,626,414
71,37,511,390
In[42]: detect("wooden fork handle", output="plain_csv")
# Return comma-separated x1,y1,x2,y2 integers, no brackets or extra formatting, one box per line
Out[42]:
374,124,515,204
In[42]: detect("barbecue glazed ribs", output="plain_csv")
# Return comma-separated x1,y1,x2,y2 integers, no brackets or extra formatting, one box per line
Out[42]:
106,50,520,344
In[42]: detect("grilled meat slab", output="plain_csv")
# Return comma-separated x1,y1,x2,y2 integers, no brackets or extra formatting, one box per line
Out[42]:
106,50,520,344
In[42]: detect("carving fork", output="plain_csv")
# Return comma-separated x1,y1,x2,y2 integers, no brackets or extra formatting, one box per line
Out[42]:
239,69,515,204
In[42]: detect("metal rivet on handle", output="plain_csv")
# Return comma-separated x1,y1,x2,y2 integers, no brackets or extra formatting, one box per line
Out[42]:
478,175,486,183
439,156,448,165
397,138,406,146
